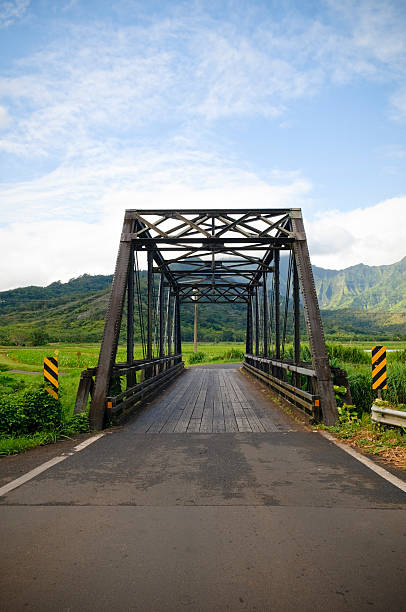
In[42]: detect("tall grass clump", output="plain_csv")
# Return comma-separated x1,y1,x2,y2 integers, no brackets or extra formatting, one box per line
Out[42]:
345,366,374,415
388,349,406,364
326,343,370,365
383,363,406,406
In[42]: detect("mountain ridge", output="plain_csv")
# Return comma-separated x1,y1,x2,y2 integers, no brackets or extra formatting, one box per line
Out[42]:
0,258,405,345
1,257,405,314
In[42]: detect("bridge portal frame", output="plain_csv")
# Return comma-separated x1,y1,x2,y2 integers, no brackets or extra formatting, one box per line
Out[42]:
83,209,338,430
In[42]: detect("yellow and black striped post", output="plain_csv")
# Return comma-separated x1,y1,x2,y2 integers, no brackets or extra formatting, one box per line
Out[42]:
372,345,387,393
44,356,59,400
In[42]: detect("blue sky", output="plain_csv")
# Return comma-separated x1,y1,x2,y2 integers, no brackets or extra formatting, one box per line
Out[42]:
0,0,406,289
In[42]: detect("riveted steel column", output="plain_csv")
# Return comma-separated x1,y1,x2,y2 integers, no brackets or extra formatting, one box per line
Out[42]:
90,216,133,431
146,249,154,380
274,248,280,359
292,254,301,387
263,271,268,357
246,289,253,354
293,255,301,363
255,286,259,356
126,245,135,389
167,289,173,356
175,292,182,356
159,273,164,359
291,210,337,425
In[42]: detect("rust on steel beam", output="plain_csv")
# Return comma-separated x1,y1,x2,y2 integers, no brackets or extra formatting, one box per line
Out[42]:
290,210,338,425
89,215,134,430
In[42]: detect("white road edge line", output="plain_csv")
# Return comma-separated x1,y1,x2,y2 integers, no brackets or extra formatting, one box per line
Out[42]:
0,433,105,497
319,431,406,494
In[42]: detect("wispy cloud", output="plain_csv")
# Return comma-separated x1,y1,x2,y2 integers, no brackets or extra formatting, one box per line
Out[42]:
0,0,29,28
1,1,405,164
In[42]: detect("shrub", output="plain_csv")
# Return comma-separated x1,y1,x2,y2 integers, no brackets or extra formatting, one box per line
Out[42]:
219,348,245,361
188,351,207,364
62,412,89,434
0,384,63,436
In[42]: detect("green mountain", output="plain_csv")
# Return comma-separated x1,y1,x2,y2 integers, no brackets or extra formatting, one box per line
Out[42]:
313,257,406,311
0,257,405,345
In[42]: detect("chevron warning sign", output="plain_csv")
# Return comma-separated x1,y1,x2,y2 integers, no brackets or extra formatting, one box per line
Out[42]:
371,345,387,390
44,356,59,399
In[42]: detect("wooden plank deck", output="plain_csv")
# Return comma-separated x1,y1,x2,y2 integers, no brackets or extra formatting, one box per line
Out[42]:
131,366,291,433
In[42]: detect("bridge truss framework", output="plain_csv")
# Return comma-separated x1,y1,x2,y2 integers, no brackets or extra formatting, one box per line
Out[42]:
76,209,338,430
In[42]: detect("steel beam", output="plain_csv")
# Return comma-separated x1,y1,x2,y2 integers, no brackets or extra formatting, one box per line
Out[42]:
126,246,135,389
175,293,182,355
246,289,253,354
159,273,164,359
89,215,133,430
274,248,281,359
290,211,338,425
255,286,259,357
263,271,268,357
147,250,153,362
167,290,173,356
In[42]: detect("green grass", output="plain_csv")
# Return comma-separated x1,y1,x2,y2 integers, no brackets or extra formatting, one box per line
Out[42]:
0,342,247,371
0,342,247,455
1,340,405,457
320,412,406,470
0,431,58,455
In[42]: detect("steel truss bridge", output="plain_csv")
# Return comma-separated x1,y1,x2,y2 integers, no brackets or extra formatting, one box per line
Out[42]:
75,209,339,430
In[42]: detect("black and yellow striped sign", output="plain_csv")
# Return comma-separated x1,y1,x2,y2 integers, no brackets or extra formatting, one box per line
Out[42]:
372,345,387,390
44,356,59,399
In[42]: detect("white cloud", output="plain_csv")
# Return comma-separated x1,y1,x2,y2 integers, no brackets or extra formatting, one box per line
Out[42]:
0,0,29,28
0,105,10,129
0,152,312,289
307,196,406,269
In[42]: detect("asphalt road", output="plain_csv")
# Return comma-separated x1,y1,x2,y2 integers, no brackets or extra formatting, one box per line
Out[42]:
1,366,405,611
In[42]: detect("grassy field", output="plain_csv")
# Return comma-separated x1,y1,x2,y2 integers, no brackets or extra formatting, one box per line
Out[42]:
1,341,405,462
0,342,246,446
0,342,246,371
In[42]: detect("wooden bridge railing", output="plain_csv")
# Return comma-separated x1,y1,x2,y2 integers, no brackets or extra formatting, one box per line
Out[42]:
243,355,352,422
75,355,184,422
243,354,321,419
